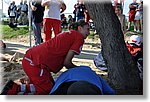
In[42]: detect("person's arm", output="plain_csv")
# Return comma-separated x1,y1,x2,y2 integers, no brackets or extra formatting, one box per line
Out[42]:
29,1,37,11
41,0,49,7
60,3,66,13
31,5,37,11
63,50,77,69
123,15,126,34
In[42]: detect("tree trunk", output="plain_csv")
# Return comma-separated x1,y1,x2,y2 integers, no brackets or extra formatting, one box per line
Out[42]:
84,0,142,94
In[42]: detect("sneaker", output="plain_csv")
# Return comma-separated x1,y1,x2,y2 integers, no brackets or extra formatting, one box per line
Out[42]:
136,30,140,33
134,29,137,32
0,80,14,95
127,29,130,31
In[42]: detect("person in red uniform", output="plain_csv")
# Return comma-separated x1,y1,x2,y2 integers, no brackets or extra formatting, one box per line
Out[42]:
126,35,142,57
1,20,90,95
126,35,143,81
127,0,139,31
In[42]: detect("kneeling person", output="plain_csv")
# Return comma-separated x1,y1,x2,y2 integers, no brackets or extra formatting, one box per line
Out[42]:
1,20,90,95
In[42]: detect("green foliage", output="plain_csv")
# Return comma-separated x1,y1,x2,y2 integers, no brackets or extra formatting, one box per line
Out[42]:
88,30,95,39
1,25,29,39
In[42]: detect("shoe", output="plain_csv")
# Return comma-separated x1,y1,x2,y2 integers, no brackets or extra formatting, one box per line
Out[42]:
127,29,130,31
0,80,14,95
136,30,140,33
19,23,23,25
134,29,137,32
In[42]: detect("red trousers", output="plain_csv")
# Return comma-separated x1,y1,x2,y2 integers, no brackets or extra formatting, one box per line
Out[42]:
43,18,61,41
7,53,54,95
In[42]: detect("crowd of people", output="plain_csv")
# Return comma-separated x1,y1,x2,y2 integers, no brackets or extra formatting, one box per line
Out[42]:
127,0,143,33
7,0,143,43
7,0,92,45
8,0,28,26
1,0,143,95
113,0,143,34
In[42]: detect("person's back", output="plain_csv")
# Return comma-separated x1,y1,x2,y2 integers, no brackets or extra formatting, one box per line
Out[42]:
27,30,84,73
50,66,115,95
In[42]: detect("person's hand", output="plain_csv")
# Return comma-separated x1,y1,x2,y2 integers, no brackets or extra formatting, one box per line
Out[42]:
31,6,37,11
45,1,50,6
41,0,51,6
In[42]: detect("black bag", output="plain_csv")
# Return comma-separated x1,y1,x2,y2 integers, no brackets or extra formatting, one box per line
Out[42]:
8,23,17,28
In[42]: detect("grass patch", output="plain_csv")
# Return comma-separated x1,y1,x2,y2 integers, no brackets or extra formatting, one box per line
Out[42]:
1,25,29,39
88,30,96,39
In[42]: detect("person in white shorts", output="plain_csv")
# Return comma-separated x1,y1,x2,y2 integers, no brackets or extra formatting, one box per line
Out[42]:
41,0,66,41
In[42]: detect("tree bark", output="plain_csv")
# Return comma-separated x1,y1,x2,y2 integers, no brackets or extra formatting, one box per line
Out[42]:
84,0,142,94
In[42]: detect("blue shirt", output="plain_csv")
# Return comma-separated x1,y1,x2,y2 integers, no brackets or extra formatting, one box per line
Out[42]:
50,66,115,95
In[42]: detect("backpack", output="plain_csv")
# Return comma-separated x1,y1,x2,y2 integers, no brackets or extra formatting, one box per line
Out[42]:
8,23,17,28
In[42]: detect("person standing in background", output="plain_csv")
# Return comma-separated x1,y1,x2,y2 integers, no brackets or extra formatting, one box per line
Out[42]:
134,0,143,33
115,6,126,35
84,9,91,23
75,0,86,21
113,0,124,14
16,1,23,24
41,0,66,42
19,0,28,25
8,1,17,25
30,0,45,46
127,0,138,31
139,0,143,33
67,15,74,27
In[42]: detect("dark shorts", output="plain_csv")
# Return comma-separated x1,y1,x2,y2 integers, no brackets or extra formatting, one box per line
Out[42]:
51,81,102,95
129,10,136,22
9,16,16,18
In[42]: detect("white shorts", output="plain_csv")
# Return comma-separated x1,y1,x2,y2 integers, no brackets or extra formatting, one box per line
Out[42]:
134,12,141,20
